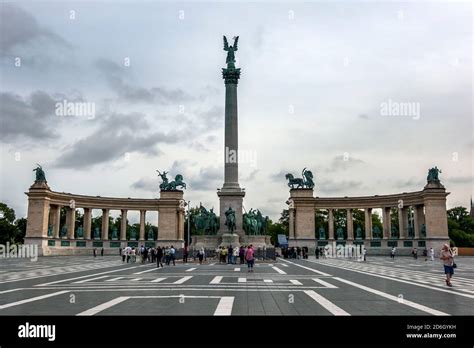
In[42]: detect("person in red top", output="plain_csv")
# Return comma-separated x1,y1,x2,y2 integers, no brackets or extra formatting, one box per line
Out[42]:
245,244,255,272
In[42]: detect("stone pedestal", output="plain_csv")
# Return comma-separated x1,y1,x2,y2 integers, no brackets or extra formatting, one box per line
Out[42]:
288,188,316,247
158,190,185,243
219,233,240,248
217,189,245,237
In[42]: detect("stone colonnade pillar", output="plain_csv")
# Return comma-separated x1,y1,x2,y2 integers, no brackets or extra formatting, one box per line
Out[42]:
365,208,373,240
382,207,391,239
101,208,109,240
66,207,75,239
139,210,146,241
83,208,92,239
328,208,334,240
346,209,353,240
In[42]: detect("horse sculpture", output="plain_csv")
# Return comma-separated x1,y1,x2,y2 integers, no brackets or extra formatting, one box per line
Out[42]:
157,170,186,190
285,173,304,189
285,168,315,189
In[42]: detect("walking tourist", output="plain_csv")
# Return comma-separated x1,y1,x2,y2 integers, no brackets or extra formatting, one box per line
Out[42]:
228,245,233,264
198,247,205,265
390,247,396,260
239,246,245,264
430,247,435,261
100,248,104,257
245,244,255,272
170,245,176,266
233,246,239,264
156,246,163,268
440,244,455,287
93,248,97,258
121,248,126,263
183,244,189,263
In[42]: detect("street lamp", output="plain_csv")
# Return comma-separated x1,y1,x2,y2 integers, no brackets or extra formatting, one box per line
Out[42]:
187,200,191,246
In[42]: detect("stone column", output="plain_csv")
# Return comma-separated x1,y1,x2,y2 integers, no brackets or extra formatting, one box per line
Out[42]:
288,207,295,239
83,208,92,240
346,209,353,240
383,207,391,239
222,68,241,190
51,205,61,238
398,207,408,239
290,189,315,247
120,209,128,240
328,209,334,240
66,207,75,239
365,208,373,240
139,210,146,241
25,186,51,238
423,188,449,239
413,205,425,239
101,208,109,240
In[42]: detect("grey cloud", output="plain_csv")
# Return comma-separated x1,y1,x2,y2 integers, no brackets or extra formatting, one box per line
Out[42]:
242,169,259,181
392,178,425,189
317,179,363,195
0,4,71,56
0,91,64,142
270,170,292,182
325,155,365,172
131,177,157,191
445,176,472,185
95,59,193,105
206,135,218,143
188,166,222,191
53,112,178,169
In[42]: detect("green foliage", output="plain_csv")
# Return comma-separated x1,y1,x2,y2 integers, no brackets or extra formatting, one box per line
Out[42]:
447,206,474,247
0,203,25,244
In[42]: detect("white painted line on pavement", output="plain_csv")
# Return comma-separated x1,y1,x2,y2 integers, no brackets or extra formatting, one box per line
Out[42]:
0,288,24,294
238,277,247,283
36,265,145,286
312,278,337,288
77,297,130,316
281,259,331,276
74,275,109,284
272,267,287,274
310,260,474,299
280,264,289,267
106,277,124,282
303,290,350,316
333,277,449,316
290,280,303,285
150,278,166,283
214,296,234,316
264,279,273,283
130,278,141,281
134,267,161,275
234,268,240,272
0,291,69,310
210,276,223,284
174,276,193,284
186,268,197,272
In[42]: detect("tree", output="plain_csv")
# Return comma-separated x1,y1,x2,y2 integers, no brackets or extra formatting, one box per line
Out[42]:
0,203,25,244
447,207,469,221
447,206,474,247
278,209,289,232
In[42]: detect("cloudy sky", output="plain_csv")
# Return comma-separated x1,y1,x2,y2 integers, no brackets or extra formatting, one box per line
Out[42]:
0,1,472,224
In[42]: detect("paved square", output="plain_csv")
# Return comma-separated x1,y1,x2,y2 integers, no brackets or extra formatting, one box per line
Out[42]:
0,255,473,316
